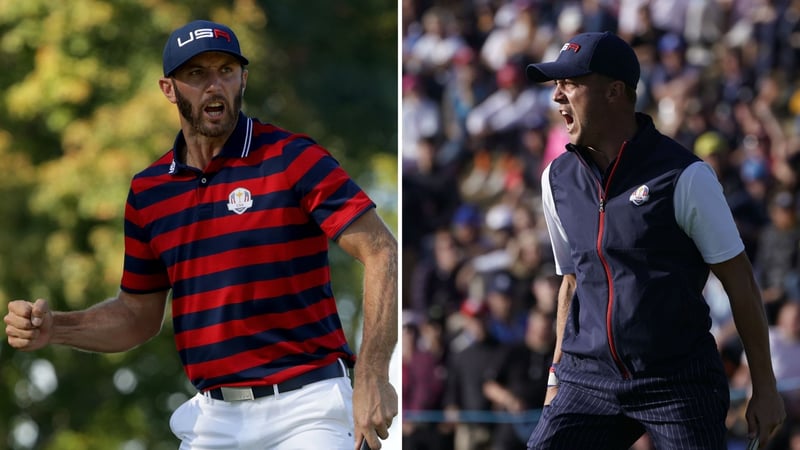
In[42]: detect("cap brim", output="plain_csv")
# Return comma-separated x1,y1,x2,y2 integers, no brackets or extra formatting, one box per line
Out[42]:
166,51,249,77
526,62,591,82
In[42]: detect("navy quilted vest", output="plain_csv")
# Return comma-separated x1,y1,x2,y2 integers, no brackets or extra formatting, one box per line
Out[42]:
549,113,716,378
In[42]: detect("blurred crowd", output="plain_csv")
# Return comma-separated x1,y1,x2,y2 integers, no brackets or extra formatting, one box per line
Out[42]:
400,1,800,449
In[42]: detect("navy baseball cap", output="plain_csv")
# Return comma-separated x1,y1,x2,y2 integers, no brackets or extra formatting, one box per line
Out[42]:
526,32,640,89
163,20,249,76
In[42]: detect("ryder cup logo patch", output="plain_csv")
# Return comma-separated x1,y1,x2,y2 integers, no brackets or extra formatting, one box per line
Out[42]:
227,187,253,214
629,185,650,206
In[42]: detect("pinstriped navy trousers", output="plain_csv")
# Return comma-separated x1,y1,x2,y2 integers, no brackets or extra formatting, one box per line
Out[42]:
527,354,730,450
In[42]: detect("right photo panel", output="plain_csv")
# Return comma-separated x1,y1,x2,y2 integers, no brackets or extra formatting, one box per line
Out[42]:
402,1,798,449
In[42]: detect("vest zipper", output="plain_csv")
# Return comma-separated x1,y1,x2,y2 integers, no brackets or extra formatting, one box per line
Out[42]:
595,144,631,380
596,202,630,379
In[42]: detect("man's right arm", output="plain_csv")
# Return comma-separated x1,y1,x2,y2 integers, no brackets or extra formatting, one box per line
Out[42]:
544,273,575,406
539,162,575,406
4,290,169,353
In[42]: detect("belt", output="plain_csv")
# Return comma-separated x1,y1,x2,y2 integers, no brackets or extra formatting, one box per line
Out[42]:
205,361,346,402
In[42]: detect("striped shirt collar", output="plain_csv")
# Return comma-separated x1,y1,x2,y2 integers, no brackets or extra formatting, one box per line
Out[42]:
168,112,254,174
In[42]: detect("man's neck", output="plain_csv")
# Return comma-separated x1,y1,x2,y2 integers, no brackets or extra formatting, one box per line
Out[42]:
180,127,234,170
583,146,613,173
588,114,639,172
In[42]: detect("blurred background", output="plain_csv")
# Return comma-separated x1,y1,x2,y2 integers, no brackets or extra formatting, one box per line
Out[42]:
0,1,398,449
401,0,800,449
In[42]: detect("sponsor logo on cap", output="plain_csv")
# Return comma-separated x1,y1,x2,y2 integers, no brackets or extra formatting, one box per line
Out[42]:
560,42,581,53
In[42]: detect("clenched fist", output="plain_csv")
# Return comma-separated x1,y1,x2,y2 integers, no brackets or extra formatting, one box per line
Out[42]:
4,299,53,351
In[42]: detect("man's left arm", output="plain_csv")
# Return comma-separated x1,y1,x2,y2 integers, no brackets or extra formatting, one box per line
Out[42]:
336,208,398,450
711,251,786,448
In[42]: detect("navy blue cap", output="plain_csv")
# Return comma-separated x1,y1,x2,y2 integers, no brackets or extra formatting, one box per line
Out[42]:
526,32,640,89
163,20,249,76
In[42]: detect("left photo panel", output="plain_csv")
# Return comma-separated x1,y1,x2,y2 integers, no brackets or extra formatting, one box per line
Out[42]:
0,2,400,450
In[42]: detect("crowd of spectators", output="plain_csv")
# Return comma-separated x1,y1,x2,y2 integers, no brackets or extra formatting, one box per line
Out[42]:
401,1,800,449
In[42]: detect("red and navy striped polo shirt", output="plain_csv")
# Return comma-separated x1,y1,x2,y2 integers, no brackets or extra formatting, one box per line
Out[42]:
121,112,375,391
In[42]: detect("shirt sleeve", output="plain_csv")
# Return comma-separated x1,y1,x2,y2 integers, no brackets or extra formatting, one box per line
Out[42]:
282,138,375,240
541,163,574,275
120,188,171,293
673,161,745,264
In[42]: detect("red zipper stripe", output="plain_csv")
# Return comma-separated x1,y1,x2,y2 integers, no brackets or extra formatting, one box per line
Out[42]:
596,143,631,379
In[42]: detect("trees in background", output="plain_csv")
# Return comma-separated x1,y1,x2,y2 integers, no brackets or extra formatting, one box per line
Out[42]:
0,1,397,448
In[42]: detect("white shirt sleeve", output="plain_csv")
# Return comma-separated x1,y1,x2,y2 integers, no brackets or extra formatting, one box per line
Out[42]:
674,161,745,264
541,163,574,275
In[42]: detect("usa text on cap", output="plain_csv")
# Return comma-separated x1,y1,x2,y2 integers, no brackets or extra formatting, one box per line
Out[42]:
163,20,249,76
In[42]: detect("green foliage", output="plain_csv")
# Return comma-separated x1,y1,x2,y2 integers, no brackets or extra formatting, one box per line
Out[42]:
0,1,397,448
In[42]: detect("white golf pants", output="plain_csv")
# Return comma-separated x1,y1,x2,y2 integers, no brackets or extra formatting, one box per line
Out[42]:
170,376,355,449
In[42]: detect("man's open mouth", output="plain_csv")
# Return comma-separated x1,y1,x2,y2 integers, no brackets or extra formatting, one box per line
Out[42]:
205,101,225,118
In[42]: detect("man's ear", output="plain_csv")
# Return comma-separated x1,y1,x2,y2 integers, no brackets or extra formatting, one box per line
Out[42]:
159,77,178,104
607,80,626,102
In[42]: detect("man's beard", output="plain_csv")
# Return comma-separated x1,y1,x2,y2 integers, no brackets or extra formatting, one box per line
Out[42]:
172,80,243,138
